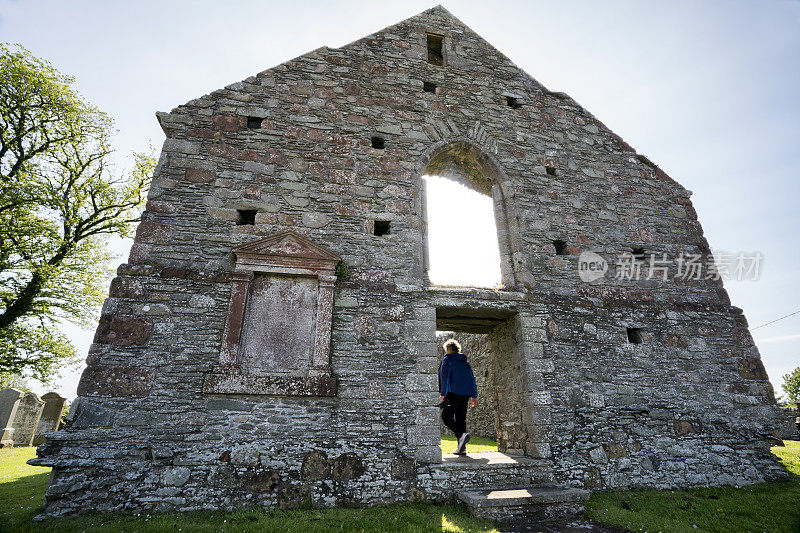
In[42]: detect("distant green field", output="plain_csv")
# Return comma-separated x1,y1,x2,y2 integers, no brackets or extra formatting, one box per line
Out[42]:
439,434,499,454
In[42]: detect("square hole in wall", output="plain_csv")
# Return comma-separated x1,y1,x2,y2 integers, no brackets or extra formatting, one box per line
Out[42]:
505,95,522,109
427,33,444,66
627,327,644,344
506,96,522,109
371,136,385,149
553,240,567,255
373,220,391,236
631,247,646,262
545,166,556,176
423,81,437,93
236,209,258,225
246,117,263,129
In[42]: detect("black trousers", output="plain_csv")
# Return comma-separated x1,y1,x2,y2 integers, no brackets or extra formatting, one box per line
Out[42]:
441,393,469,439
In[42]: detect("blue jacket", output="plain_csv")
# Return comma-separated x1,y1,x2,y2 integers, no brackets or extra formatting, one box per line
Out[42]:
438,353,478,398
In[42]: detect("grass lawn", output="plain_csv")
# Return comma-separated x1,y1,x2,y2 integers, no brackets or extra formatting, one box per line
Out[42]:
585,440,800,532
0,446,498,533
439,434,499,455
2,440,798,532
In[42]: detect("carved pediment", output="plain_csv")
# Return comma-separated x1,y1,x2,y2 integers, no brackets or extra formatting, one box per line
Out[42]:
233,232,341,270
206,231,339,397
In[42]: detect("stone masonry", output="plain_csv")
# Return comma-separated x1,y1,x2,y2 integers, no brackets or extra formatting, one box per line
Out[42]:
32,6,786,517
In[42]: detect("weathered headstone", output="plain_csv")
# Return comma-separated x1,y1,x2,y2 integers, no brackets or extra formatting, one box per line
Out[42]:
13,392,45,447
33,392,67,445
0,388,23,447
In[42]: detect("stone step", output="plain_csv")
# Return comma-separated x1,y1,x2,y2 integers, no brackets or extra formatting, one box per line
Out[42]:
432,452,554,488
457,485,591,521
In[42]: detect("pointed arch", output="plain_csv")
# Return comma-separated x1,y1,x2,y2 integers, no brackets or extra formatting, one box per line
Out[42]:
416,138,525,288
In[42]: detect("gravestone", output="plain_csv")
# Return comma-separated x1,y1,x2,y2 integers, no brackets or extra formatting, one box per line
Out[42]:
13,392,45,447
0,388,23,447
33,393,67,445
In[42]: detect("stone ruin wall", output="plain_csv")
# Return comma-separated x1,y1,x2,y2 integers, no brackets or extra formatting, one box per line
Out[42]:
778,405,799,441
33,6,785,517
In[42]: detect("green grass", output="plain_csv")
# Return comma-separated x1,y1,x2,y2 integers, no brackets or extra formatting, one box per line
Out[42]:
585,440,800,532
0,447,498,532
0,447,51,531
4,442,799,532
440,435,499,455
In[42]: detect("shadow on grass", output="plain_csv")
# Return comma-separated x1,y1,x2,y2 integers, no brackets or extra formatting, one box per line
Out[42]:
31,503,495,533
0,471,49,533
1,476,496,533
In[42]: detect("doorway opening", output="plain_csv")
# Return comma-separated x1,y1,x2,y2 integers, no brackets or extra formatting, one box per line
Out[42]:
435,310,529,458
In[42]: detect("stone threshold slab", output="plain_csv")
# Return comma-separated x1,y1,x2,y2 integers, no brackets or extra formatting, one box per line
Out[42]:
458,485,590,507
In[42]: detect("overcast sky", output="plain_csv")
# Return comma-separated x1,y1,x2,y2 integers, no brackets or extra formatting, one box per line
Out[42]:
1,0,798,400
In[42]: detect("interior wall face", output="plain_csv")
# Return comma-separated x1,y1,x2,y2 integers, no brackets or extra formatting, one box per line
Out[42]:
488,319,529,455
34,6,785,517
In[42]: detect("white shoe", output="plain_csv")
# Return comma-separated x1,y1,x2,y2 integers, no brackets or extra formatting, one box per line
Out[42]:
455,433,470,455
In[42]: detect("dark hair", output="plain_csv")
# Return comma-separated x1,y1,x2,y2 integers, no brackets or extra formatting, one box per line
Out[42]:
443,339,461,353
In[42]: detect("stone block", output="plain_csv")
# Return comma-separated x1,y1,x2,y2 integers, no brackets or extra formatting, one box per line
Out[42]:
738,357,769,381
405,373,436,392
164,138,200,155
414,445,442,463
77,366,155,397
391,456,416,479
70,400,115,428
301,450,331,480
185,169,215,183
134,222,172,244
406,424,440,446
332,453,365,480
525,442,552,459
93,315,153,346
162,467,191,487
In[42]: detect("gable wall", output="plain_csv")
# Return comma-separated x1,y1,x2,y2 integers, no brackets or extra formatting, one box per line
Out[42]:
35,7,783,516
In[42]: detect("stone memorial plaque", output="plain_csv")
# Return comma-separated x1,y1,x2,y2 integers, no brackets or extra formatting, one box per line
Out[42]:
203,232,339,396
239,274,318,374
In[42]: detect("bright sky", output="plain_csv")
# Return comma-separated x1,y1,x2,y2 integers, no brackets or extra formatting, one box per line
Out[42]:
425,176,502,288
1,1,798,400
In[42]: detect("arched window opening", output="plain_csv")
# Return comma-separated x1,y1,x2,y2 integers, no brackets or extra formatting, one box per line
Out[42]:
423,175,502,288
420,142,515,289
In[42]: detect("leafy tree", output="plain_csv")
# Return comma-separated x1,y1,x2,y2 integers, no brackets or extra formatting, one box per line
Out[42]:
781,366,800,405
0,43,155,382
0,371,31,391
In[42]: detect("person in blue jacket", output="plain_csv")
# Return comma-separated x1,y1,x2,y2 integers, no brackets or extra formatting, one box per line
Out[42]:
438,338,478,455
